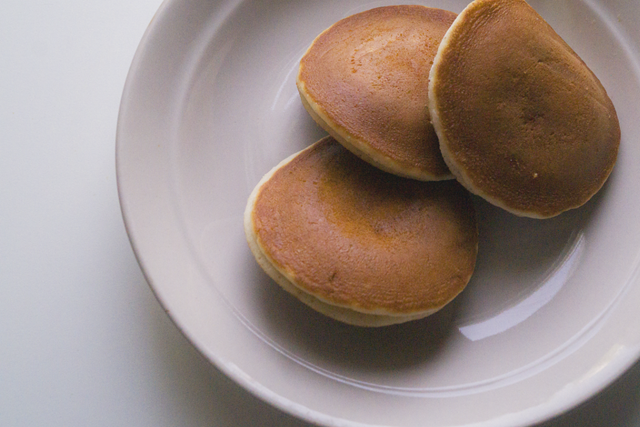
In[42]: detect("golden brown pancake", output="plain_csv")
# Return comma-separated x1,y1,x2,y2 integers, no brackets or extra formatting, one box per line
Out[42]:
244,136,478,327
297,6,457,181
428,0,620,218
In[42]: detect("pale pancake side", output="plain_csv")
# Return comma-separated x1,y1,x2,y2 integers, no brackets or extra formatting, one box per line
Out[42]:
429,0,620,218
244,143,432,326
245,212,435,327
244,136,478,326
298,6,456,181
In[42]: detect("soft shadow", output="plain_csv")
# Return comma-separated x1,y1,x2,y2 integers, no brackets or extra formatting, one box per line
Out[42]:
456,187,603,326
536,358,640,427
251,259,458,373
143,276,309,427
250,176,614,373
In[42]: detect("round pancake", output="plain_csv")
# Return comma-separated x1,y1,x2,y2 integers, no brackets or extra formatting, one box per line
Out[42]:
428,0,620,218
244,136,478,327
297,6,457,181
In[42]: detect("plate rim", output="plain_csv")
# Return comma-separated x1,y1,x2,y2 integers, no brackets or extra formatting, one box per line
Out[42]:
115,0,640,425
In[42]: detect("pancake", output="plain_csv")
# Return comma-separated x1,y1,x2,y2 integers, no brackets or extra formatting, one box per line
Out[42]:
244,136,478,327
297,6,457,181
428,0,620,218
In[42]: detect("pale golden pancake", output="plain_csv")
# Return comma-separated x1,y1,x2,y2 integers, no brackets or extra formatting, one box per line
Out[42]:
429,0,620,218
244,136,478,327
297,6,457,181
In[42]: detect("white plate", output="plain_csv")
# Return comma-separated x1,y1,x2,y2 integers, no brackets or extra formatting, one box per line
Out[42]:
116,0,640,425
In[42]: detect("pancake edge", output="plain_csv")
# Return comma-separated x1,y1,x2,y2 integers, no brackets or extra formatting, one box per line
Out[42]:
243,137,442,327
427,0,616,219
296,7,455,183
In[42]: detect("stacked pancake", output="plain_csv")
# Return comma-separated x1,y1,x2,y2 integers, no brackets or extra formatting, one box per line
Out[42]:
245,136,478,327
297,5,457,181
428,0,620,218
244,1,619,326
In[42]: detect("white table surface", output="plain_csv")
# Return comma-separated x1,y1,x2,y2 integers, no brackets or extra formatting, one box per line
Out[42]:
2,1,639,426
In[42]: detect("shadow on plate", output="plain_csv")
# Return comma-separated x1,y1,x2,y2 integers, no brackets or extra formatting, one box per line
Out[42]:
248,175,611,374
251,257,460,372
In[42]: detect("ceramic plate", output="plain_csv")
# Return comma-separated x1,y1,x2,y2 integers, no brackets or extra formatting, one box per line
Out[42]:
117,0,640,425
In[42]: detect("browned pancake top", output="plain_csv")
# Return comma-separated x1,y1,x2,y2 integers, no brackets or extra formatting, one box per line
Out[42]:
430,0,620,217
251,137,478,314
298,6,457,179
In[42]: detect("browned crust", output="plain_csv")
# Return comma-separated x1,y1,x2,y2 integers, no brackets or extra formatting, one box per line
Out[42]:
247,137,478,318
429,0,620,218
297,6,457,181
